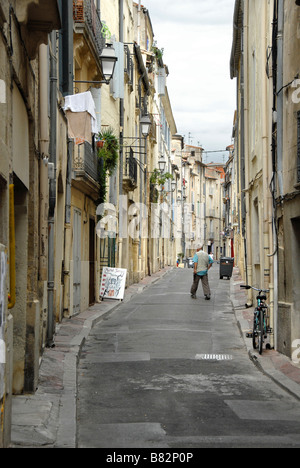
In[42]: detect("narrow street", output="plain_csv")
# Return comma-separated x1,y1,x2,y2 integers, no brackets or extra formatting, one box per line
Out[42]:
77,267,300,449
2,0,300,451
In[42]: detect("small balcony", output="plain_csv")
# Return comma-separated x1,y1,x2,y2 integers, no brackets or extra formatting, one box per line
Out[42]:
73,142,99,199
123,148,138,192
73,0,105,67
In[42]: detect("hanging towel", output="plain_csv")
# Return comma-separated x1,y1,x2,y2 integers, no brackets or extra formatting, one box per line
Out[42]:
65,110,92,145
64,91,98,135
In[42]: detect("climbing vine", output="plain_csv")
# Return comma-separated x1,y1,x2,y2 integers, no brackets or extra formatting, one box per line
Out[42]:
151,41,164,61
150,169,174,203
150,168,173,186
101,23,112,40
97,128,119,205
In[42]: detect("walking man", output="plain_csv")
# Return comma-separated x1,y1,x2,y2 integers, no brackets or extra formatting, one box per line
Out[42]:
191,244,214,300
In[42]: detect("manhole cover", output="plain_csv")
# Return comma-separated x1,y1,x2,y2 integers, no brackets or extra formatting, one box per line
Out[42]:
195,354,233,361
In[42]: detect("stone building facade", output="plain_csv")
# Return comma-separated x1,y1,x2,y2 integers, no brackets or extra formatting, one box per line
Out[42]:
230,0,300,357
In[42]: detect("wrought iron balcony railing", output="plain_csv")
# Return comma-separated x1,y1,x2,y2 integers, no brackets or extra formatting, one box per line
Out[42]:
123,148,138,192
73,0,105,59
73,141,99,184
126,149,138,184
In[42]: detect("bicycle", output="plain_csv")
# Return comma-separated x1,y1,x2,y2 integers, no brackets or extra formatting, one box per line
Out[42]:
240,284,272,355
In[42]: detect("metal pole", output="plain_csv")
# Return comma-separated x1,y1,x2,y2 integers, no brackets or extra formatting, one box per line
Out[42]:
47,31,57,347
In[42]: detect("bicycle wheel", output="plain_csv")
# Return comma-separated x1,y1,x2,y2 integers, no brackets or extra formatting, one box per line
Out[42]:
258,310,264,355
252,312,258,350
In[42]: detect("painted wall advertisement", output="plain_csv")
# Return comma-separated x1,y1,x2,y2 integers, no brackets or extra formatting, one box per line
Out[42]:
0,249,7,399
100,267,127,301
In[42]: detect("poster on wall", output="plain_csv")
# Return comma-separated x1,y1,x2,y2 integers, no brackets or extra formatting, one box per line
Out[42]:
100,267,127,301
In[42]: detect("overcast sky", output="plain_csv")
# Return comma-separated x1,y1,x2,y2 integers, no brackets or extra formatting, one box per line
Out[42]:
145,0,236,163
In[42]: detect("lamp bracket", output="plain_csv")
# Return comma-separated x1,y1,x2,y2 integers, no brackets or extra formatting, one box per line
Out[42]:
126,148,147,159
73,79,109,85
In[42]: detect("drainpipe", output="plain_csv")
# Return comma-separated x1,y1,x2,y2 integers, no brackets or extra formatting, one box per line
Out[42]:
39,44,49,283
138,74,144,259
271,0,280,349
8,185,16,310
63,138,73,318
240,3,248,286
261,1,274,347
60,0,74,318
277,0,284,198
119,0,124,267
47,31,58,347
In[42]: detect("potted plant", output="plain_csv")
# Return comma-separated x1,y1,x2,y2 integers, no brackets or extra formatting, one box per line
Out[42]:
97,128,119,205
97,128,119,175
151,41,164,61
96,139,105,149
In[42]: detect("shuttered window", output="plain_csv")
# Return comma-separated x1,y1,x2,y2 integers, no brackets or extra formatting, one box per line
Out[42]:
110,42,125,100
157,68,166,96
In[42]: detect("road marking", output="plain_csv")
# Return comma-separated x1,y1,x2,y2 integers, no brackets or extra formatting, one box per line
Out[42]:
195,354,233,361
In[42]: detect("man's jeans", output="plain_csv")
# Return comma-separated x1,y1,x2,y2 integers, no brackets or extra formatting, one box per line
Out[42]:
191,273,211,297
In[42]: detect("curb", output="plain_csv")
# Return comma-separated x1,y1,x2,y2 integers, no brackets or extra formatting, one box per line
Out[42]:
57,301,122,448
248,350,300,401
230,272,300,402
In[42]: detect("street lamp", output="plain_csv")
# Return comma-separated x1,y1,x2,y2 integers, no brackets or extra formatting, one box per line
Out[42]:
171,180,177,192
100,43,118,84
140,114,152,138
158,156,166,174
73,44,118,87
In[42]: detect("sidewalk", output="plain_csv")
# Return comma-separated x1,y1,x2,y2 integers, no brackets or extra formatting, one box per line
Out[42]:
10,267,173,448
231,267,300,401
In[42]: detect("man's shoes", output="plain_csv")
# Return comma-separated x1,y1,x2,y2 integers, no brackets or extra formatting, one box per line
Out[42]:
205,295,211,301
191,294,197,299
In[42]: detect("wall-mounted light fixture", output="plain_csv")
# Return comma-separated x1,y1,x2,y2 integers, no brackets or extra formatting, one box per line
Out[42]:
74,43,118,86
160,179,176,195
140,114,152,138
100,43,118,84
158,156,166,174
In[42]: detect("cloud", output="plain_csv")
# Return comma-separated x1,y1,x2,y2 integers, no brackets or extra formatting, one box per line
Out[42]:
145,0,236,159
147,0,234,27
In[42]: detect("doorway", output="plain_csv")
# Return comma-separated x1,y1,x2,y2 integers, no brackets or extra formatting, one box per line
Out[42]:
89,218,95,305
73,208,81,315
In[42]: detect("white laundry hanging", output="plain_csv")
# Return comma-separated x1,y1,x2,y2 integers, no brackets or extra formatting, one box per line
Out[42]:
64,91,98,139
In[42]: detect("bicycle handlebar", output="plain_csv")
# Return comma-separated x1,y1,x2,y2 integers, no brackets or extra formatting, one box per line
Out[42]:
240,284,270,293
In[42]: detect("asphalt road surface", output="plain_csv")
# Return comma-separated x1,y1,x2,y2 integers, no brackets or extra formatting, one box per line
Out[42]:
77,267,300,448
